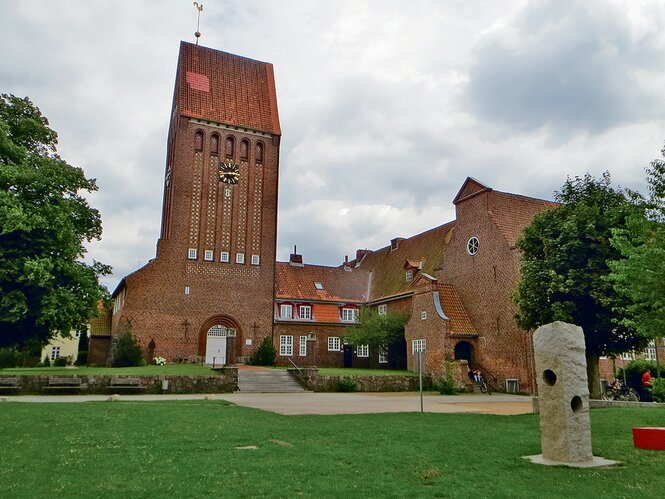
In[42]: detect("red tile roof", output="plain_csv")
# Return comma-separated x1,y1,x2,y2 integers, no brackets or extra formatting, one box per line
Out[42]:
487,190,559,247
275,262,369,302
437,284,476,335
176,42,281,135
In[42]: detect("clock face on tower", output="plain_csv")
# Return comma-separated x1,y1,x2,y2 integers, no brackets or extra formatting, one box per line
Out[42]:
219,161,240,185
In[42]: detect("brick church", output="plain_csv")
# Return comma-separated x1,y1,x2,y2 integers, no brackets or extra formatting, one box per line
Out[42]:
103,41,557,393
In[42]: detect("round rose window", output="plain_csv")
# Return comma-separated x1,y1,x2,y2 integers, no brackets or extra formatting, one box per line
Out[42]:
467,236,479,256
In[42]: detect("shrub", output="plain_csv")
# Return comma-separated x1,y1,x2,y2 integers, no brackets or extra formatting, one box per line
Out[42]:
437,361,461,395
75,351,88,366
337,379,357,392
652,378,665,403
0,348,18,369
112,332,145,367
251,336,276,366
53,356,69,367
40,356,51,367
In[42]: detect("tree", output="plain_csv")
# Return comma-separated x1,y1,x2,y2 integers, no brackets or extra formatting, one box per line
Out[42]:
513,173,647,398
608,145,665,374
0,94,110,348
347,307,408,349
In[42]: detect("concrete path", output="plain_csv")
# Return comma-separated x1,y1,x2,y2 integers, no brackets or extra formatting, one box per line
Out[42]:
1,392,534,416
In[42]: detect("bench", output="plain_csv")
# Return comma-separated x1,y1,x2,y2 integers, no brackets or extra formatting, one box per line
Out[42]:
45,377,86,390
108,378,145,390
0,377,21,390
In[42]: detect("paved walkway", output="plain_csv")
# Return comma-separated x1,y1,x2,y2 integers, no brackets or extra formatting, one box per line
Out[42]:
1,392,534,416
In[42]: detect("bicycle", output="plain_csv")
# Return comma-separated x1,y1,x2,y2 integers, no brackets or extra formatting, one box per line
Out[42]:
479,376,492,395
601,382,639,402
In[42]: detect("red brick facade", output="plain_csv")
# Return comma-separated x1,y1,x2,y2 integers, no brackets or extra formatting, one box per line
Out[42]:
110,42,569,395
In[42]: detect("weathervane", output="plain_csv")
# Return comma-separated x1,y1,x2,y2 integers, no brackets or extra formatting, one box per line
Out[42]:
193,2,204,45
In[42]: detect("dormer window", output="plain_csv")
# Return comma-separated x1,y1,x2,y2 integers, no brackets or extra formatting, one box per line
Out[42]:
314,282,324,290
405,270,413,281
280,304,293,319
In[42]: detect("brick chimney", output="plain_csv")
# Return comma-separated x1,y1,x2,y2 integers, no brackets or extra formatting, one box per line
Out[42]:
289,245,303,267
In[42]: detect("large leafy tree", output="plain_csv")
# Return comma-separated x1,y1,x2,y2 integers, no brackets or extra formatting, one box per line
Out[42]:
513,173,647,397
608,146,665,369
0,94,110,348
347,307,408,349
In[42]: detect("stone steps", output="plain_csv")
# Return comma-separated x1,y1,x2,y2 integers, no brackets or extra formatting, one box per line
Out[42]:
237,370,307,393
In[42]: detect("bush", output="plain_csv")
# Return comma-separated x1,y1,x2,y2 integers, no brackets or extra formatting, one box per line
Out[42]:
53,356,69,367
0,348,18,369
112,332,145,367
652,378,665,403
437,361,461,395
40,356,51,367
337,379,357,392
75,351,88,366
250,336,276,366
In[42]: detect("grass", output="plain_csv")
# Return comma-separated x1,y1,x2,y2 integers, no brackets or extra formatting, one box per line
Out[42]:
1,365,416,377
0,364,218,376
0,403,663,498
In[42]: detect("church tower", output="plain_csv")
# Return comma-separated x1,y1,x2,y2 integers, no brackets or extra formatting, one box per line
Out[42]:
110,42,281,364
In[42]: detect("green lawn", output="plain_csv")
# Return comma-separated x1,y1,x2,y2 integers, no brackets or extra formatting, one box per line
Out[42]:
0,403,662,497
1,365,416,377
0,364,218,376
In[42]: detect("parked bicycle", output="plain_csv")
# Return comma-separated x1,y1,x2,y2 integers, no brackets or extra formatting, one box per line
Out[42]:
479,376,492,395
601,380,639,402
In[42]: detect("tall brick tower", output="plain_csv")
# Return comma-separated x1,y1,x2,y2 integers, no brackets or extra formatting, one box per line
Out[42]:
110,42,281,364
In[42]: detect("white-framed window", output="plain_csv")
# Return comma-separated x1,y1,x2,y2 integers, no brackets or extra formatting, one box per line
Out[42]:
299,336,308,357
378,304,387,315
467,236,480,256
185,286,190,295
188,248,197,260
645,340,657,361
279,335,293,356
251,254,260,265
50,346,61,360
341,308,358,322
280,304,293,319
378,348,388,364
204,250,214,261
412,339,426,353
620,351,635,361
420,311,427,320
357,344,369,357
405,270,413,281
299,305,312,320
328,336,341,351
220,251,230,263
236,252,245,264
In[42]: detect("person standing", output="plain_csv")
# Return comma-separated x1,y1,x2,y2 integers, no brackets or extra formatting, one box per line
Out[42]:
642,369,654,401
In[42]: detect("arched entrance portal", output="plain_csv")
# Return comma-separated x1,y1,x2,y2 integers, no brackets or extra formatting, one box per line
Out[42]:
198,316,241,366
454,341,474,366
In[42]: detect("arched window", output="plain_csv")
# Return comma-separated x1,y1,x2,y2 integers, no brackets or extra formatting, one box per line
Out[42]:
225,136,235,159
195,130,204,152
240,139,249,161
255,142,264,163
210,134,219,155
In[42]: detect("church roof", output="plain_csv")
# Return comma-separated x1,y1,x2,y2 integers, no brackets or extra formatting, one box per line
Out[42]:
176,42,281,135
275,262,370,303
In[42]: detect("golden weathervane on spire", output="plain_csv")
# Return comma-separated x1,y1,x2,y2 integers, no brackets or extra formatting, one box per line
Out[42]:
193,2,204,45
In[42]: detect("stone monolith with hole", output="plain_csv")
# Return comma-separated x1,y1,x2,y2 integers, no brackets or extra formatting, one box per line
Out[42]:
532,321,593,463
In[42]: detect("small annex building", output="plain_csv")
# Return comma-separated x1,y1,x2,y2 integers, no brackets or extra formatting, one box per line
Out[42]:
99,41,560,394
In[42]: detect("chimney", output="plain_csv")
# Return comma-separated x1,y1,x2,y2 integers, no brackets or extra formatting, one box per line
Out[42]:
289,245,303,267
343,255,353,270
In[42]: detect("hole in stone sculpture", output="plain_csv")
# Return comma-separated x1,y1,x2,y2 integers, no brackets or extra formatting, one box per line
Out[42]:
542,369,557,386
570,396,583,413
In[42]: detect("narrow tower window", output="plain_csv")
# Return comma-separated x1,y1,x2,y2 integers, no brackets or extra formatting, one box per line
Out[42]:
240,139,249,161
225,136,235,159
195,130,204,152
255,142,264,163
210,134,219,155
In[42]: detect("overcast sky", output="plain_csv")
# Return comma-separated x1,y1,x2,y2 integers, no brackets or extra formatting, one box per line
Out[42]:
2,0,664,291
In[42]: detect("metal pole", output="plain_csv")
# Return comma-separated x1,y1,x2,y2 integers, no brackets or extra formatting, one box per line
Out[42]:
419,350,424,414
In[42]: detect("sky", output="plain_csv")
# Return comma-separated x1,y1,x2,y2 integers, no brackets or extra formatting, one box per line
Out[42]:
2,0,665,292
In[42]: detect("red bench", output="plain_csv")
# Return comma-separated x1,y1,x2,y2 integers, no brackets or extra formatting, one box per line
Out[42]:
633,427,665,450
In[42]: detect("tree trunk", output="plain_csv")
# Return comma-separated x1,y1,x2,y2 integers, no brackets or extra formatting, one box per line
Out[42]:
586,355,601,399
